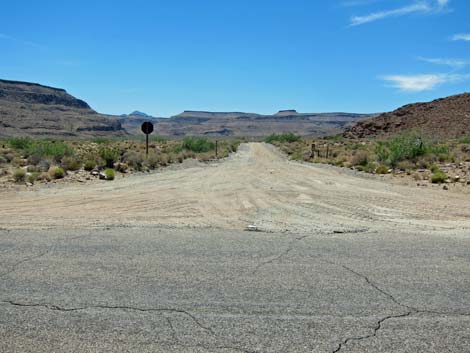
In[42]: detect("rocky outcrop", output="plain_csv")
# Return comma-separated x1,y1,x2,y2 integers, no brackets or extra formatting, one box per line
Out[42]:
0,79,126,138
344,93,470,139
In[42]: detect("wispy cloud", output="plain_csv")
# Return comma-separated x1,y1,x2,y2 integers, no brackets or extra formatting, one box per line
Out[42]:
350,0,450,26
451,33,470,41
381,73,470,92
418,57,470,69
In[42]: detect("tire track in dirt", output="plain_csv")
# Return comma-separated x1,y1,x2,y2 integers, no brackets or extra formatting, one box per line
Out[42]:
1,143,469,232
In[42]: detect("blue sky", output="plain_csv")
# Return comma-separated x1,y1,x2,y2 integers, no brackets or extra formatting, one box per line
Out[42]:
1,0,469,116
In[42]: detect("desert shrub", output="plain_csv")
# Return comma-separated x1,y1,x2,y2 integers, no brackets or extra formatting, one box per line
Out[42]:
92,137,111,144
182,136,215,153
61,156,81,171
84,160,97,171
144,153,160,169
376,134,427,167
104,168,115,180
375,165,389,174
430,164,440,173
27,165,40,173
37,172,51,182
351,151,370,167
12,157,28,166
38,159,52,172
13,168,26,182
396,160,416,171
27,153,42,166
25,140,73,162
99,147,120,168
49,166,65,179
27,172,40,184
458,137,470,144
431,170,447,184
265,133,301,144
151,136,167,143
122,151,143,170
3,152,14,163
8,137,33,150
356,162,376,173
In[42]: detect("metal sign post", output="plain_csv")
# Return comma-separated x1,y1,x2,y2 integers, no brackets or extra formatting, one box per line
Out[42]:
141,121,154,157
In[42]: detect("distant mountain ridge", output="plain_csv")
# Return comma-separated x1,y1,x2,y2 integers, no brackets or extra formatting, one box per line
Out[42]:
120,110,373,137
344,93,470,139
0,79,125,138
0,78,373,138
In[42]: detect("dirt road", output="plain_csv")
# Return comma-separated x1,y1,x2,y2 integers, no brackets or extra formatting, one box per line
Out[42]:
1,142,469,232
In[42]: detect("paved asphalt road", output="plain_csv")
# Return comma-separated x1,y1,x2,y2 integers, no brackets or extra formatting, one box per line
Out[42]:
0,226,469,352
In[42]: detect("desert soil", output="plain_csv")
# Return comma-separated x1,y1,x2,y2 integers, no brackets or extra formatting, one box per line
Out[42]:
0,142,469,233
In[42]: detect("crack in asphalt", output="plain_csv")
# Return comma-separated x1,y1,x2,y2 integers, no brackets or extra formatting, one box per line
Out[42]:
325,260,469,352
323,260,409,310
251,234,309,275
165,316,180,343
332,311,413,353
1,300,215,335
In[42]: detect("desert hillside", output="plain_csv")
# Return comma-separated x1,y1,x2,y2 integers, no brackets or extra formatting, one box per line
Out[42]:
0,79,126,138
344,93,470,139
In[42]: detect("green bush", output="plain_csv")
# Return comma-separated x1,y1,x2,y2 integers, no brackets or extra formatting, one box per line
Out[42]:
49,166,65,179
376,134,427,167
13,168,26,182
264,133,301,144
105,168,115,180
431,170,447,184
122,151,143,170
84,160,97,171
351,151,369,167
24,140,74,162
27,172,40,184
100,147,120,168
92,137,111,144
459,137,470,144
8,137,33,150
182,137,215,153
61,156,81,171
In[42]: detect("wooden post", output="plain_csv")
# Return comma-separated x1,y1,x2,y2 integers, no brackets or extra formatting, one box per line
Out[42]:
311,143,315,158
326,144,330,159
215,140,218,159
146,134,149,157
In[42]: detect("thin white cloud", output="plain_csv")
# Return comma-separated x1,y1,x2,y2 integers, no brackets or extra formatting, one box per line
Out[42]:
418,57,470,69
381,73,470,92
452,33,470,41
350,0,450,26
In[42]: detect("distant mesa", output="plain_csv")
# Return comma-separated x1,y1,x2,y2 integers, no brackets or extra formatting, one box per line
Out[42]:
275,110,299,116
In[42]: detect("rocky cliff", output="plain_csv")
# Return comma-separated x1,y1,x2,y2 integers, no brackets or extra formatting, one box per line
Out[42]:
0,79,126,138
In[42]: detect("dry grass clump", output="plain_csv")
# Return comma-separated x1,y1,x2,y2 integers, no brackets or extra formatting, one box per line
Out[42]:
48,166,65,179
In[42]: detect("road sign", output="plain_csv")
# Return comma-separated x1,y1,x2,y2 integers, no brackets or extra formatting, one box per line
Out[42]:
141,121,154,135
141,121,154,156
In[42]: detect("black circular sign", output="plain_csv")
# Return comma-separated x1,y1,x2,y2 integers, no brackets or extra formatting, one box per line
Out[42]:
141,121,154,135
